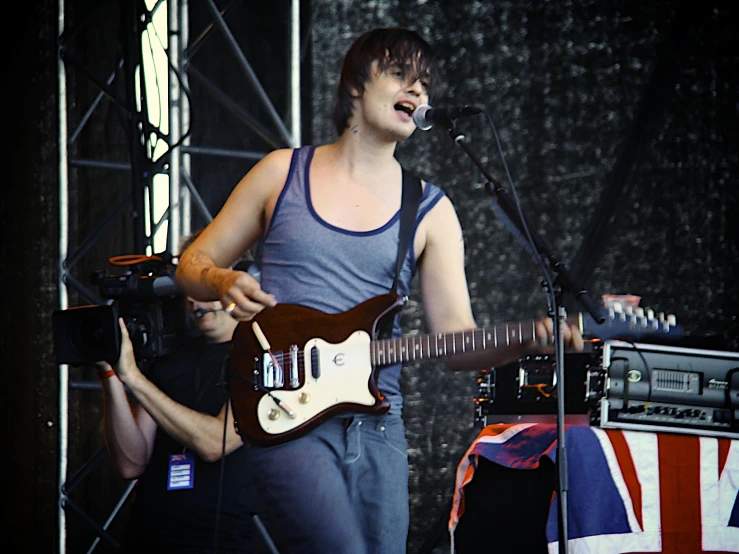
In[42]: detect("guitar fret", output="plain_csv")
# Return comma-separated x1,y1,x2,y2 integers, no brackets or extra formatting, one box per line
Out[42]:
371,314,592,369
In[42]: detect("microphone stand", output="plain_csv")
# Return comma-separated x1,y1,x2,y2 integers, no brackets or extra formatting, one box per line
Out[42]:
442,122,604,554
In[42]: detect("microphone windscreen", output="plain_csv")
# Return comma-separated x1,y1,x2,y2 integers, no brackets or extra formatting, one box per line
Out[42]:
412,104,433,131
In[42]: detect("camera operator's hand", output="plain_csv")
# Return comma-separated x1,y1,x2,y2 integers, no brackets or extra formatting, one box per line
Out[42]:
112,318,143,385
215,267,276,321
93,360,117,381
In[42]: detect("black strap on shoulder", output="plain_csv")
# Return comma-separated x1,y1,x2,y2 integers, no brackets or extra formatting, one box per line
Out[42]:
379,169,421,341
391,169,422,294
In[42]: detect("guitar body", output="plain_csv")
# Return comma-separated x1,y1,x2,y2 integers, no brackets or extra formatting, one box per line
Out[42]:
228,293,404,445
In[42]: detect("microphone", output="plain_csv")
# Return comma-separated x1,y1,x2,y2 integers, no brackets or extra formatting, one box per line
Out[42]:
412,104,483,131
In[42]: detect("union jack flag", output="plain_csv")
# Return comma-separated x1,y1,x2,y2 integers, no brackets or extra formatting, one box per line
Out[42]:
449,423,739,553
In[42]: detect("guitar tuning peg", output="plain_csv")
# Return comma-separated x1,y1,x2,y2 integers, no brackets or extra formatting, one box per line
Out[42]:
636,307,645,317
613,302,623,313
667,314,677,326
658,312,665,322
625,305,634,316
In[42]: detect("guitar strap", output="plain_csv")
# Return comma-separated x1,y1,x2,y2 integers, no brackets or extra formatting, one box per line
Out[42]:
380,168,422,339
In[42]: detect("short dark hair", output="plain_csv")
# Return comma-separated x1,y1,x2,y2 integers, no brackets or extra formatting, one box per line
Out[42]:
331,27,438,136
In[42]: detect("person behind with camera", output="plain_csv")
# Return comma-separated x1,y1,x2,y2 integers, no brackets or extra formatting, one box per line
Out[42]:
95,233,261,554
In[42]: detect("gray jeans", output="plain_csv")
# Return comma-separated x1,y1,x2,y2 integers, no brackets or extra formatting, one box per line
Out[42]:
245,413,410,554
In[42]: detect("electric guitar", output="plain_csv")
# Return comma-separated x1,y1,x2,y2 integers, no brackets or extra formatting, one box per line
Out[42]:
227,294,682,445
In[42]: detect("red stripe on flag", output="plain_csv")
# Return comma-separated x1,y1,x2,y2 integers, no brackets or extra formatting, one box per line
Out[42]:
606,429,643,529
719,438,731,477
658,433,701,554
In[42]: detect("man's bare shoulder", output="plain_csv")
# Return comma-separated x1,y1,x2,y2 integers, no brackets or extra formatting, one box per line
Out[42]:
234,148,297,194
252,148,296,177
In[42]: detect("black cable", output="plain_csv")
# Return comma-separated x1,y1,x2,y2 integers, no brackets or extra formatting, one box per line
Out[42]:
212,385,230,554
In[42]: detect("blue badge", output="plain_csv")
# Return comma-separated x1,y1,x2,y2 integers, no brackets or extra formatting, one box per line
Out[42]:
167,452,195,490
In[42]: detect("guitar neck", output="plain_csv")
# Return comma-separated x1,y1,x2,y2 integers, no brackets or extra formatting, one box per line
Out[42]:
371,318,556,366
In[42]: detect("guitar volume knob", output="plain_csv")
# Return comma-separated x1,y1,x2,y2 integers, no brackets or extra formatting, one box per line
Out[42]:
268,409,280,421
299,392,311,404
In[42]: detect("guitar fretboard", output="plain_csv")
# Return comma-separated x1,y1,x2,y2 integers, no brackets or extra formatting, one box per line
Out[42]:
371,321,540,366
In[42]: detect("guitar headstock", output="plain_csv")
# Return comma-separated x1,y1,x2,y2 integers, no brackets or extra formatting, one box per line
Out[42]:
581,304,683,343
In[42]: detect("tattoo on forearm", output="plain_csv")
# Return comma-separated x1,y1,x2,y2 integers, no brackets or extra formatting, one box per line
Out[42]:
184,250,216,288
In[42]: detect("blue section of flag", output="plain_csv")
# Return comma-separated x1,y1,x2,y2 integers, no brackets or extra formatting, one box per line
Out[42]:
730,490,739,528
545,427,634,542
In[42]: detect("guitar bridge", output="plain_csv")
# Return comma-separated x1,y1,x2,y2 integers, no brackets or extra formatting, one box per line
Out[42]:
254,345,301,389
258,351,284,388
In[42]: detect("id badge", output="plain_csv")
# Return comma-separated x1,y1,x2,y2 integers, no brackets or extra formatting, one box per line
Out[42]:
167,452,195,490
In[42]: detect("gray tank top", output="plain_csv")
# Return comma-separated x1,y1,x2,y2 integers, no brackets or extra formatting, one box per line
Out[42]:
260,146,446,412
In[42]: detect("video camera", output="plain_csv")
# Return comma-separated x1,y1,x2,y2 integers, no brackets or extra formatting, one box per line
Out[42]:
52,254,197,367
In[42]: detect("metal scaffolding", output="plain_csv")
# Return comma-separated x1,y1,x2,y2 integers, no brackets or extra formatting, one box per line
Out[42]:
56,0,303,551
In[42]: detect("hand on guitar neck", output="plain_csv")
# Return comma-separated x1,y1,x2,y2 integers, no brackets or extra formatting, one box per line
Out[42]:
443,311,585,372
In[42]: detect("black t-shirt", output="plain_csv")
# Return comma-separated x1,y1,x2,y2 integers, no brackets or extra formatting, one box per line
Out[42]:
123,340,258,552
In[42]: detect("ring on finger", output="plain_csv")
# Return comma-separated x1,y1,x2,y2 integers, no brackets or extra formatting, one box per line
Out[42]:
224,302,237,315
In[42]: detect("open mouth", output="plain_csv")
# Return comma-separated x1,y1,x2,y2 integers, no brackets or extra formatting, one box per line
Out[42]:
394,102,415,116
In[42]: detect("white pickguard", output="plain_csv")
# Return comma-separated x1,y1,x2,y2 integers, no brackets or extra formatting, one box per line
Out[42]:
256,330,376,435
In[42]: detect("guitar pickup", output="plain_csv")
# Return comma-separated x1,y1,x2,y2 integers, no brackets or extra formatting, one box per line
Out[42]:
289,344,299,388
311,345,320,378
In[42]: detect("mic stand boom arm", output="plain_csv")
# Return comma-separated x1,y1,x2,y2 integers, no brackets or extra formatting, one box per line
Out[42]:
443,123,604,554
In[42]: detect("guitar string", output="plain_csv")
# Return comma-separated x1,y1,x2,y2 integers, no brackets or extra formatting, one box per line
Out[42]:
246,325,537,377
241,311,672,381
